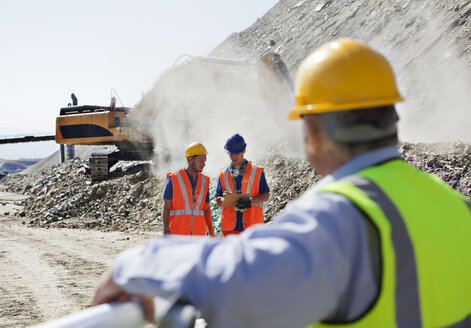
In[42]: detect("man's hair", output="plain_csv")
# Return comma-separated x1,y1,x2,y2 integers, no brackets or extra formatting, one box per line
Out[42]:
306,105,399,155
187,154,201,164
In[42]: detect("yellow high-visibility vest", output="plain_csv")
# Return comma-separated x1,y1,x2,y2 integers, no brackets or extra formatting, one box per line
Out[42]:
309,159,471,328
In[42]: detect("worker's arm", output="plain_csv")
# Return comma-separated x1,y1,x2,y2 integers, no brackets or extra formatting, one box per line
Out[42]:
203,203,214,237
161,199,171,235
93,269,155,323
252,170,270,205
95,192,378,328
215,175,225,208
162,177,173,235
251,191,269,205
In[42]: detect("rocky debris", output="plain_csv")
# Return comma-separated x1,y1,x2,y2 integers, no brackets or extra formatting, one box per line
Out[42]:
3,142,470,233
2,159,165,232
400,142,471,197
262,155,321,220
264,142,471,219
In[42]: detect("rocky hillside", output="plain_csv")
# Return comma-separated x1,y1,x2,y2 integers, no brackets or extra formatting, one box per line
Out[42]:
211,0,471,145
0,159,40,174
131,0,471,180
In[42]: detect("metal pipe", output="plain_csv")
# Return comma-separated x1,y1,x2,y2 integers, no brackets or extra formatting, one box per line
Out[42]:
30,296,207,328
31,297,171,328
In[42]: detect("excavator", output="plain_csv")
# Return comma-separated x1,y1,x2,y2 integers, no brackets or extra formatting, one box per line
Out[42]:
55,92,154,180
55,52,292,181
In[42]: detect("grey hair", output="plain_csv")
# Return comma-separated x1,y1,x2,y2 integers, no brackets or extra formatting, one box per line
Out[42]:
312,105,399,144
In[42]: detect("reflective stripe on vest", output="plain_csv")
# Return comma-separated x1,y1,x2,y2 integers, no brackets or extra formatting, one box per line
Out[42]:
447,314,471,328
195,173,207,211
223,171,234,194
246,164,263,208
344,176,421,328
466,200,471,212
246,163,258,194
444,315,471,328
175,170,191,213
170,209,205,216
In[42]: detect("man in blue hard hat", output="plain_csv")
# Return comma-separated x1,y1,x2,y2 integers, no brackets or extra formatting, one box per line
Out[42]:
215,134,270,237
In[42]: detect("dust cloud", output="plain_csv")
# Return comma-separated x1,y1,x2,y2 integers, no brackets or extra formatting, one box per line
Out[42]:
132,54,301,176
132,1,471,179
395,5,471,144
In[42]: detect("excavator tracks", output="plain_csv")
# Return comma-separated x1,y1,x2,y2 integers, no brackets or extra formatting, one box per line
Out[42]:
90,154,109,181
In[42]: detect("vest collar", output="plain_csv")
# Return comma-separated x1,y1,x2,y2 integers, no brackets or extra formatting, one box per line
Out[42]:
312,146,401,192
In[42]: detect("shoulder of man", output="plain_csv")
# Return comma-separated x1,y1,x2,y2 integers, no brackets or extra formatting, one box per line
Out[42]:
218,168,228,178
200,173,211,180
166,170,177,179
247,161,264,170
167,168,186,179
283,186,368,231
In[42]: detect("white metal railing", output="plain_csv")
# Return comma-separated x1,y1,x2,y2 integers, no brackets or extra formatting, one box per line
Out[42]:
0,132,54,139
31,296,207,328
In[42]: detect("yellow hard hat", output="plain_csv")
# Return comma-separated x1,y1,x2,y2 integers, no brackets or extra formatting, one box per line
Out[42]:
185,142,208,157
287,38,404,120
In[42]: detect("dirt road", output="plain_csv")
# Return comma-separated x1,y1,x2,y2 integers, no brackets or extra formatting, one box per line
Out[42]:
0,188,156,327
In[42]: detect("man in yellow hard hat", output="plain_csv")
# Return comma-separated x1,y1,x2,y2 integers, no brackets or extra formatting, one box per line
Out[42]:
161,142,214,236
93,39,471,327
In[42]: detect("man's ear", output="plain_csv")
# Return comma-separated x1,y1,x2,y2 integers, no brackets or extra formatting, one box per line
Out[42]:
304,117,322,154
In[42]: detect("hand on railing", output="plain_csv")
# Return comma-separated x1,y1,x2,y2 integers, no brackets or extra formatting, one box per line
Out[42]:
93,269,155,323
31,269,205,328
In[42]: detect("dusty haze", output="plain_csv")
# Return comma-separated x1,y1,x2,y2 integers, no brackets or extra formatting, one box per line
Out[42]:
133,55,300,176
210,0,471,146
132,0,471,178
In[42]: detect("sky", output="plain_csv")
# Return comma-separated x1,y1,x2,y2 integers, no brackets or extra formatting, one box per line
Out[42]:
0,0,279,160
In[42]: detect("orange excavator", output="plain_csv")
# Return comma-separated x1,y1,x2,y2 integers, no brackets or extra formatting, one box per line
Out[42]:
55,93,154,180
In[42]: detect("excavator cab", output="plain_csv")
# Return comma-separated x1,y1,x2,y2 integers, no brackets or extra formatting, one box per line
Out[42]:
55,94,154,180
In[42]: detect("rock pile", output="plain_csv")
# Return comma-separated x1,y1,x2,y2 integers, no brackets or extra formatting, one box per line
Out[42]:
400,142,471,197
262,155,320,220
1,142,470,233
2,159,165,232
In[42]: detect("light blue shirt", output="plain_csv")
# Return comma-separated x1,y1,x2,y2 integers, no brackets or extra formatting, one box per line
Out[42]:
113,146,401,328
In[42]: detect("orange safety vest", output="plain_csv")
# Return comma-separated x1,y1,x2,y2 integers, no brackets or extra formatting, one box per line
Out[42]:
218,161,264,232
167,168,210,235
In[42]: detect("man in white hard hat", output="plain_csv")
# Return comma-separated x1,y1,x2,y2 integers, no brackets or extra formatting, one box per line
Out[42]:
93,39,471,327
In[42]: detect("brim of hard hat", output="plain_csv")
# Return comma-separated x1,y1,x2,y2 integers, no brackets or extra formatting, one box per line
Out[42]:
224,147,246,154
185,151,208,157
287,96,404,120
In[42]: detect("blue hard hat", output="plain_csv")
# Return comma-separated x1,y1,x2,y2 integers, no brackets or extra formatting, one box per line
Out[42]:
224,134,246,154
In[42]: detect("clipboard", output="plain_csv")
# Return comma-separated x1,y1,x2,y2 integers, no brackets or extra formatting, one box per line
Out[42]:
221,193,251,207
